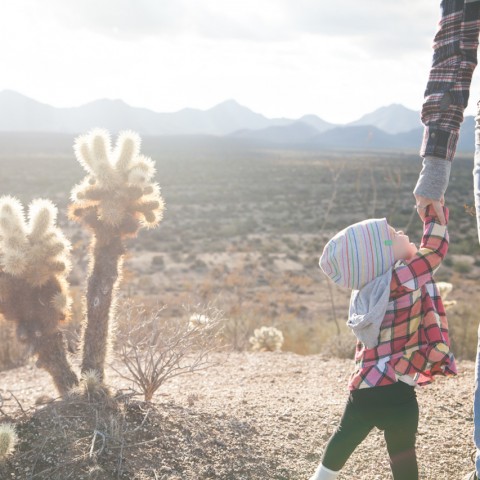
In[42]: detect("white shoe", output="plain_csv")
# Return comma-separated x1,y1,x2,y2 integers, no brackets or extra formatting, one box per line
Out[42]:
309,464,339,480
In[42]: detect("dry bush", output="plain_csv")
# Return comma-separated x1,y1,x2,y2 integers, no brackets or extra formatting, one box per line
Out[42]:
264,312,340,355
447,302,478,360
221,313,261,351
434,282,479,360
321,333,356,359
112,302,224,402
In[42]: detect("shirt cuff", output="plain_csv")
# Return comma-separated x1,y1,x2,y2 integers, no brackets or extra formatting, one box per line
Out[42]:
419,126,459,163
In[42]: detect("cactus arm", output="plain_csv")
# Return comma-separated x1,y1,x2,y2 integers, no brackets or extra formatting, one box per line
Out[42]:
35,331,78,395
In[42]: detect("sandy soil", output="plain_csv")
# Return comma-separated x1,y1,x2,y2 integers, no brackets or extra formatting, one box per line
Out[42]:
0,352,475,479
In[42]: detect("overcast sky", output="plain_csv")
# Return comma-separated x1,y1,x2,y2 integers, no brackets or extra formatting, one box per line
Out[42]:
2,0,480,124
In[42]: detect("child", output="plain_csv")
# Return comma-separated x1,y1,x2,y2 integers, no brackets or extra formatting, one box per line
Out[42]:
310,203,457,480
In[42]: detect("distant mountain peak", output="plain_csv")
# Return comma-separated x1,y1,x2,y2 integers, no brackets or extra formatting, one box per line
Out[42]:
214,99,242,107
83,97,130,108
95,97,127,104
173,99,254,117
376,103,414,112
298,114,336,133
1,89,29,97
349,103,420,134
208,99,254,113
0,89,53,110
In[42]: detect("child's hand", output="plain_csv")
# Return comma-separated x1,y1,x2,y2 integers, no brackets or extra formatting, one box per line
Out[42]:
414,194,446,225
424,201,448,224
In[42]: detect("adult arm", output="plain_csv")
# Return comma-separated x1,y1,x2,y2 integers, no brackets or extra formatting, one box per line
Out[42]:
414,0,480,220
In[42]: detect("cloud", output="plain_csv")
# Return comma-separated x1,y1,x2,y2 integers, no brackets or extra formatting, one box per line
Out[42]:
25,0,439,55
45,0,186,39
32,0,290,42
285,0,438,56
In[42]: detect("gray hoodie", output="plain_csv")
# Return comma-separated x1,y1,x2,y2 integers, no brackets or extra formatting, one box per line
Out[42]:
347,267,393,349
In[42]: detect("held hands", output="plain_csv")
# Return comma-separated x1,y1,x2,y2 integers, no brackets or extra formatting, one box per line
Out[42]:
414,194,446,225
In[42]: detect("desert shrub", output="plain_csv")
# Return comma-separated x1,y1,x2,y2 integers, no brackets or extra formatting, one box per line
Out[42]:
192,258,208,272
137,275,156,294
435,270,453,282
151,255,165,269
448,303,479,360
443,256,453,267
112,302,224,402
321,333,356,359
220,314,260,351
453,260,473,274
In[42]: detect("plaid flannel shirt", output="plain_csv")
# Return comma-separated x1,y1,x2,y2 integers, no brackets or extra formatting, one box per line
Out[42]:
421,0,480,162
349,205,457,390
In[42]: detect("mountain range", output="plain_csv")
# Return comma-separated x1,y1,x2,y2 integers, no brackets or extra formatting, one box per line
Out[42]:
0,90,475,151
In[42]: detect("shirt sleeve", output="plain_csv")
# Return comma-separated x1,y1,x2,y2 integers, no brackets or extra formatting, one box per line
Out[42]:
420,1,480,162
390,205,449,293
413,156,451,201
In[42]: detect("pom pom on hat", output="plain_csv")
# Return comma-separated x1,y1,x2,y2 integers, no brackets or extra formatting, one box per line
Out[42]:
319,218,394,290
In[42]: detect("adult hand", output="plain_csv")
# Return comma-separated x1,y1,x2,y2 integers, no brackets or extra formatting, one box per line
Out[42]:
413,194,446,225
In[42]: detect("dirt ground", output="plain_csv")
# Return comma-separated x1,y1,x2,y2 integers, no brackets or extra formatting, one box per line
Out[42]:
0,351,475,479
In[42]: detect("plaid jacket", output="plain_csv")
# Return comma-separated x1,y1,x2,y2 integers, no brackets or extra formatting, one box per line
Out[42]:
421,0,480,161
349,205,457,390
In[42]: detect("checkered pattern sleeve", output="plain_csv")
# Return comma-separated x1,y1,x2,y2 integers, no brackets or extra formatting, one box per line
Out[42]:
420,0,480,162
391,206,449,292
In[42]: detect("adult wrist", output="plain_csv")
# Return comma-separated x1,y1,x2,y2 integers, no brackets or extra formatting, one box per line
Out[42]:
413,156,451,201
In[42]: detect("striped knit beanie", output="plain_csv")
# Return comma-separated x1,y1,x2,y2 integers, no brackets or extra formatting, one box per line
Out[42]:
319,218,394,290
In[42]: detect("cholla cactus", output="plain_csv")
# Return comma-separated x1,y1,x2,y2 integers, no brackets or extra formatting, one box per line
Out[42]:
69,129,165,381
71,369,110,402
437,281,457,310
0,197,77,395
249,326,284,352
188,313,211,330
0,423,17,460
